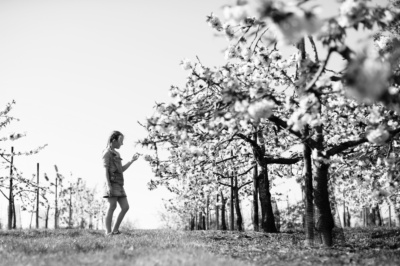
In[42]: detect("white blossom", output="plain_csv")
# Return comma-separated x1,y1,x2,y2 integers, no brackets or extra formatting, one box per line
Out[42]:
338,0,366,27
206,14,223,31
234,100,249,113
224,24,235,40
223,5,248,23
366,126,389,145
180,58,192,71
247,99,275,121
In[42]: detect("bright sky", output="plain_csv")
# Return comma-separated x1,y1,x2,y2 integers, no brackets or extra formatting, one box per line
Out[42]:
0,0,389,229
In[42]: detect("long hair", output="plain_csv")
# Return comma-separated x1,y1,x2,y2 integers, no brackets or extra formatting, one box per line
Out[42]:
105,130,123,149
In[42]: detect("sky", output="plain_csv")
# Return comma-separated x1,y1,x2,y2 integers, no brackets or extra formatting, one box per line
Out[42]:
0,0,389,229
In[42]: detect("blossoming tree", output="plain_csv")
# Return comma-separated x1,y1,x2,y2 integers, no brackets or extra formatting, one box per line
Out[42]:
141,0,400,247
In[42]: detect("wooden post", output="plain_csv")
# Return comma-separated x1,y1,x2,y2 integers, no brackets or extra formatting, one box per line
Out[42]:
206,195,210,230
343,191,346,227
230,170,234,231
54,165,59,229
12,201,16,229
36,163,39,229
45,205,50,229
8,147,14,230
216,193,220,230
69,184,72,228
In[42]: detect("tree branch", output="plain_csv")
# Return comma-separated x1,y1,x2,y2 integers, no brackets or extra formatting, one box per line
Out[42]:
308,35,319,62
218,181,232,188
213,172,231,179
238,165,255,176
305,48,333,92
326,127,400,156
215,156,238,165
265,156,302,164
0,189,9,200
236,133,258,148
239,180,253,190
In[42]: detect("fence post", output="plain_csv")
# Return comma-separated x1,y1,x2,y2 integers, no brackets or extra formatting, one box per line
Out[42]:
36,163,40,229
8,147,14,230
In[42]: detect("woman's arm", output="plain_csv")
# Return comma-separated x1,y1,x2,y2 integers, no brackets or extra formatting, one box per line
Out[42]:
122,153,140,172
105,168,112,194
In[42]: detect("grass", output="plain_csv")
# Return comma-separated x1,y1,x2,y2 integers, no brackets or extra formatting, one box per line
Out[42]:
0,227,399,265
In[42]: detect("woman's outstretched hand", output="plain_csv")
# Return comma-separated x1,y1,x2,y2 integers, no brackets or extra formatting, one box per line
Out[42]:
131,153,141,163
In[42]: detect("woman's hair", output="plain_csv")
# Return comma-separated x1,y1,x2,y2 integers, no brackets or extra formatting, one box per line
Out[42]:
106,130,123,148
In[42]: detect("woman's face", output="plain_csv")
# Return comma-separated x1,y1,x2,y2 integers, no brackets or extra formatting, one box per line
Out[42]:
113,135,124,149
116,135,124,149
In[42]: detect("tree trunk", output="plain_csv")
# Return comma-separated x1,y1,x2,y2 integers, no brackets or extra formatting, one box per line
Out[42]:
206,195,210,230
55,168,58,230
374,204,382,226
216,194,220,230
220,191,227,230
313,161,334,246
369,207,376,226
69,187,73,228
252,133,259,232
365,207,370,226
343,191,346,228
36,163,40,229
8,147,14,230
234,175,243,231
230,174,234,231
303,134,314,246
345,206,351,227
258,167,277,233
198,211,203,230
388,197,400,226
272,198,280,232
190,214,195,230
30,209,34,229
12,201,17,229
45,205,50,229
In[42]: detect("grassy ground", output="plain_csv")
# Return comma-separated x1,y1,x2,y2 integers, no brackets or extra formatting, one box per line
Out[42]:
0,227,399,265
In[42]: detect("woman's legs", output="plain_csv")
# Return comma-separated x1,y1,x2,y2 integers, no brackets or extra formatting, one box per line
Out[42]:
112,197,130,233
105,197,118,234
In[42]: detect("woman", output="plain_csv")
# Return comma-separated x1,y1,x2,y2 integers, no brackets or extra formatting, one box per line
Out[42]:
102,130,139,236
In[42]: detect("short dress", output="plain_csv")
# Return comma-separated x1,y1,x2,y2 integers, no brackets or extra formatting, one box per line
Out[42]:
102,148,127,198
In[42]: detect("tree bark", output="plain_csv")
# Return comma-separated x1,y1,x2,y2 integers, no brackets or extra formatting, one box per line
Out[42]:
8,147,14,230
45,205,50,229
388,197,400,226
369,207,376,226
202,213,206,230
272,198,280,232
374,204,382,226
313,161,334,246
12,201,17,229
252,133,259,232
190,214,195,230
234,175,243,231
54,166,59,230
220,191,227,230
198,211,203,230
258,167,277,233
345,206,351,227
343,191,346,228
230,173,234,231
206,195,210,230
36,163,39,229
303,131,314,246
216,194,220,230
